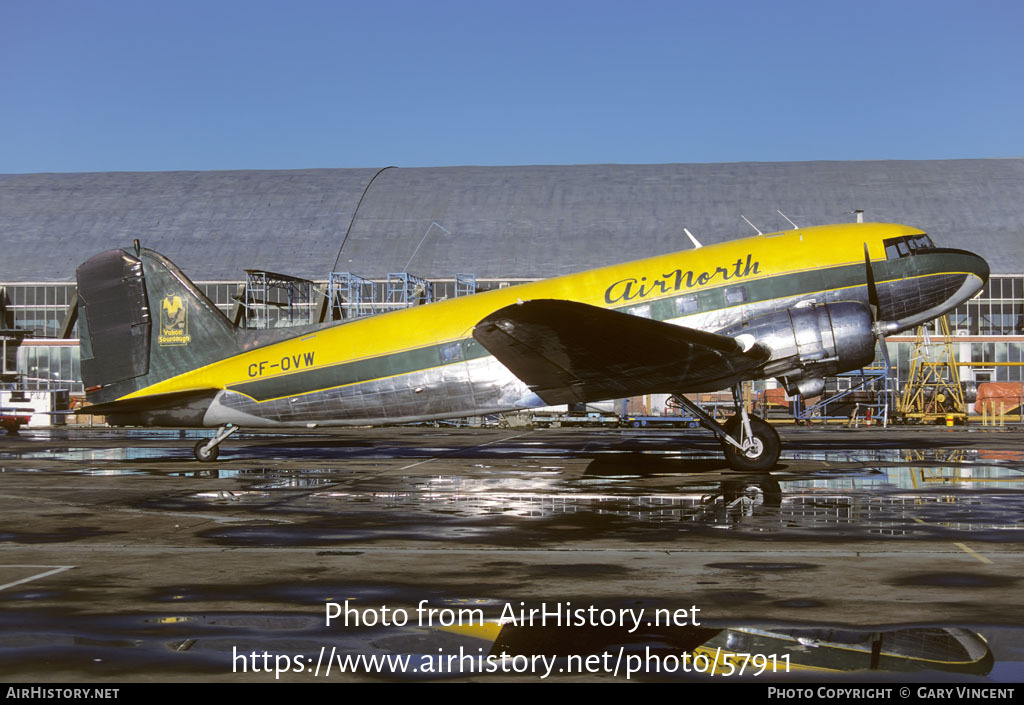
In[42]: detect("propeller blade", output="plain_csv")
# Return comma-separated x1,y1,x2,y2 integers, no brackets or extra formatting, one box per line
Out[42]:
863,242,880,320
879,335,898,393
864,243,898,414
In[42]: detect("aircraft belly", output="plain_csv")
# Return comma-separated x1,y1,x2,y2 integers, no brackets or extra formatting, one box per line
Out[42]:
203,355,532,427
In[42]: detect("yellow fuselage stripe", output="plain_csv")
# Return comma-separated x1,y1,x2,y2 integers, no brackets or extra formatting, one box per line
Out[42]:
121,222,923,401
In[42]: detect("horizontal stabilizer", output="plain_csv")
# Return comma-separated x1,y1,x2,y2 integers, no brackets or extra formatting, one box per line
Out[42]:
83,388,220,427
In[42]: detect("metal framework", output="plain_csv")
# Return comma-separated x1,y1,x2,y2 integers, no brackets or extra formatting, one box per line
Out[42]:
454,273,477,298
242,270,315,329
792,366,892,425
327,272,379,320
896,315,967,424
385,272,433,309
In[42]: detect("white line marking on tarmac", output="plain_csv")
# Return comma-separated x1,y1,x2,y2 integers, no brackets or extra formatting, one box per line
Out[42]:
0,565,75,591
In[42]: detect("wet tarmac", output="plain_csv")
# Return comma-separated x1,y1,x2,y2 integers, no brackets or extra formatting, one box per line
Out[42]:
1,424,1023,682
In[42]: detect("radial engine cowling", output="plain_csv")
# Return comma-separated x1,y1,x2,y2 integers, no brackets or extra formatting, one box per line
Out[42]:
721,302,877,398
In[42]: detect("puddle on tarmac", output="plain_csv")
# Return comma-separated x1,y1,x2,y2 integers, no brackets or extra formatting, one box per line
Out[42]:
3,429,1024,680
3,428,1022,467
5,429,1024,543
0,466,153,476
0,606,1020,681
165,462,1024,546
0,447,191,461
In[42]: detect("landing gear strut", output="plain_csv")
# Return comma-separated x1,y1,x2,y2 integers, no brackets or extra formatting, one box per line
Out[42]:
672,385,781,471
193,424,239,462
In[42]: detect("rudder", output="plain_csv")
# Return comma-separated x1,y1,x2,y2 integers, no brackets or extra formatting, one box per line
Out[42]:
77,247,240,405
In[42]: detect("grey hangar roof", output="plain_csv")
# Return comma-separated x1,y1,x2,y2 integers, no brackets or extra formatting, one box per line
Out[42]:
0,159,1021,283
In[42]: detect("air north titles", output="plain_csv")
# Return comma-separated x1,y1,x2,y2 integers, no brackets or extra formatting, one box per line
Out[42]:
604,253,761,304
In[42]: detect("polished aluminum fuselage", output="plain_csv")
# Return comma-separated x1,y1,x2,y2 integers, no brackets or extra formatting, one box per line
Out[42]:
202,249,986,428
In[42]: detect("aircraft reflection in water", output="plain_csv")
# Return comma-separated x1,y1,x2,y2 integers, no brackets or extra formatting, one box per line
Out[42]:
476,622,994,678
300,454,1024,534
75,223,988,468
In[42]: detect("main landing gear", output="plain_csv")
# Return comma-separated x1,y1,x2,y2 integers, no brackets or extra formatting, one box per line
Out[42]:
671,385,781,472
193,424,239,462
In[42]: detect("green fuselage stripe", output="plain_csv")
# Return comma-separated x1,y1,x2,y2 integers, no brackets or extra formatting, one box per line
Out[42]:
225,254,954,403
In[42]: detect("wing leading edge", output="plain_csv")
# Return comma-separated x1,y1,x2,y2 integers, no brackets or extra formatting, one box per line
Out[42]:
472,299,771,405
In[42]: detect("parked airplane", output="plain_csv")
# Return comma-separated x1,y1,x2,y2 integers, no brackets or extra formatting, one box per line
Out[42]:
74,222,988,468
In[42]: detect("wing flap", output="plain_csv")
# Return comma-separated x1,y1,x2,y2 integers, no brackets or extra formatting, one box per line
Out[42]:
473,300,769,404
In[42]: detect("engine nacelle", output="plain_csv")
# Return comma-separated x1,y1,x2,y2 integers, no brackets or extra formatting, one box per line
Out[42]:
720,302,876,399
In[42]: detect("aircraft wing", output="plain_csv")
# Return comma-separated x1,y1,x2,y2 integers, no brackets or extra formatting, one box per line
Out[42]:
472,299,772,405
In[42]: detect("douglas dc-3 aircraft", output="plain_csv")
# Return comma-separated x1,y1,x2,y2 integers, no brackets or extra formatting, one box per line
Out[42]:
75,222,988,468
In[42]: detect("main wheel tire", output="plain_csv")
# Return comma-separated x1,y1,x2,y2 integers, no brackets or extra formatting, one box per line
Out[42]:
194,439,220,463
720,415,780,472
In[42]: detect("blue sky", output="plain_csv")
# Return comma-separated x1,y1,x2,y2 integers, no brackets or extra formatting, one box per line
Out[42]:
2,0,1022,173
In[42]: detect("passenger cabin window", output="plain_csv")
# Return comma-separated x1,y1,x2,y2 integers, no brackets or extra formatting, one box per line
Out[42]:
627,303,652,319
439,342,463,363
675,295,699,315
883,234,935,260
725,286,748,304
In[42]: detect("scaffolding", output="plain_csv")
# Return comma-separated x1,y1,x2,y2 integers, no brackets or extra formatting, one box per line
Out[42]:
242,270,315,329
385,272,433,309
454,273,477,298
790,366,892,424
326,272,379,320
896,315,967,424
322,270,479,321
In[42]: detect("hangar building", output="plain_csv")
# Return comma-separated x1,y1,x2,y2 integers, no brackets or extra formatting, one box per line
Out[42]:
1,159,1021,405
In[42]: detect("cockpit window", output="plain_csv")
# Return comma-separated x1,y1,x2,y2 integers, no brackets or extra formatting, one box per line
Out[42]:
883,234,935,260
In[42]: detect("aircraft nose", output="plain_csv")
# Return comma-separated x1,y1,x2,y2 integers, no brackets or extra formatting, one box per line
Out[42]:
951,248,990,293
885,247,991,332
967,250,990,286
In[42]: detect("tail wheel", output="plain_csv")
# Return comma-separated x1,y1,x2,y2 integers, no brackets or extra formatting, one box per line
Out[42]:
194,439,220,462
720,415,780,472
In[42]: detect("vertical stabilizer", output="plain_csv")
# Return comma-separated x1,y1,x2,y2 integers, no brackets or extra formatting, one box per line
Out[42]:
77,248,240,404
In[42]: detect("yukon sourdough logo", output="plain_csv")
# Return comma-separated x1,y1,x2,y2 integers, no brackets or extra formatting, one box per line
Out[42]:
158,294,191,346
604,254,761,304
